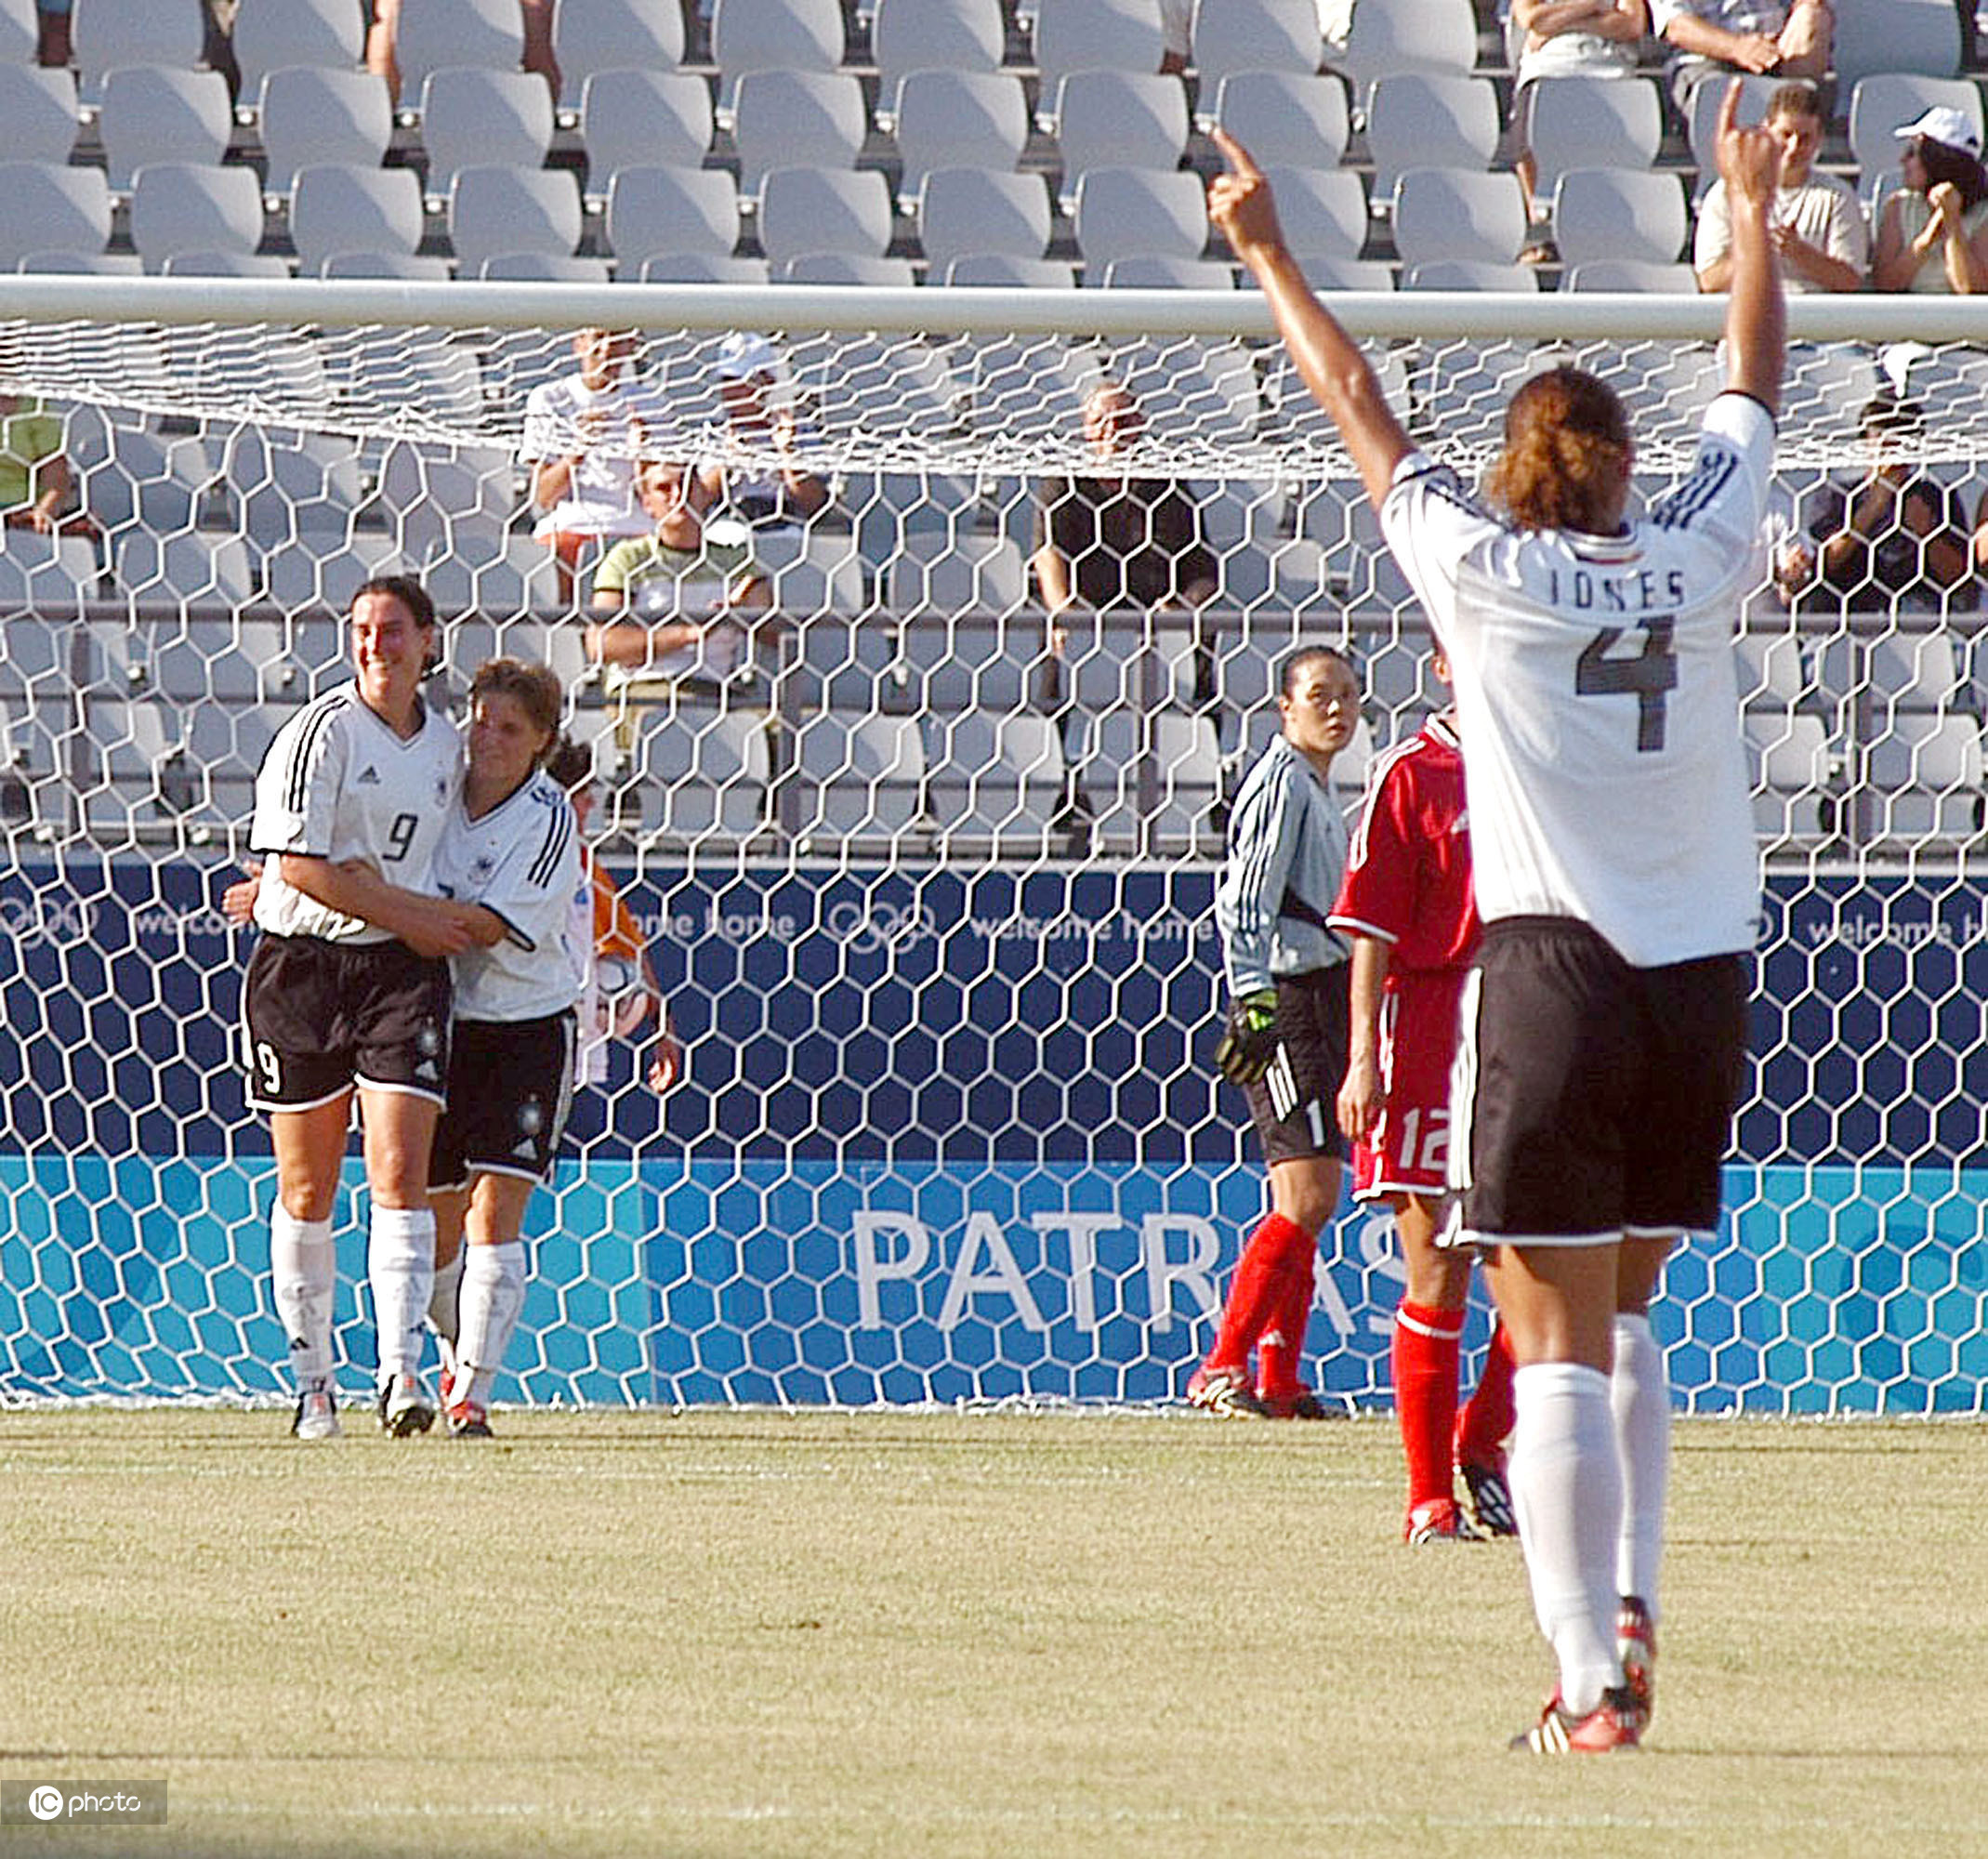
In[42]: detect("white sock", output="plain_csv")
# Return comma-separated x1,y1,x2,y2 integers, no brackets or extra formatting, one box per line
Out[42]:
1508,1361,1622,1716
429,1246,464,1346
456,1240,526,1407
270,1209,336,1391
368,1205,436,1382
1612,1312,1669,1618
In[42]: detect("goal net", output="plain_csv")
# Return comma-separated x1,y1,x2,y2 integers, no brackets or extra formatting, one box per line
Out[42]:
1,279,1983,1415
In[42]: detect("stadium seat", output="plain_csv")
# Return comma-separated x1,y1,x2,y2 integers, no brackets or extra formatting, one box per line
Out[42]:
15,248,139,274
1033,0,1167,91
580,69,713,190
786,611,902,711
1402,259,1538,291
0,542,92,616
1270,255,1394,291
416,67,555,197
161,250,293,277
889,534,1029,620
1684,75,1777,178
634,253,770,283
710,0,846,112
1190,0,1323,86
1099,256,1235,287
1867,715,1983,840
1834,0,1964,95
326,328,483,425
375,440,518,567
777,254,918,286
78,695,221,840
940,254,1079,286
757,167,893,267
0,0,38,62
129,164,266,273
873,0,1005,113
232,0,367,101
288,164,424,270
790,711,928,840
222,428,369,543
604,165,739,265
777,330,958,446
892,71,1029,206
98,66,232,191
1333,0,1480,86
418,534,560,618
1849,74,1982,204
1363,73,1501,196
1045,71,1190,195
919,168,1053,269
446,165,582,272
1252,165,1367,260
1072,167,1207,266
1744,712,1837,841
0,162,112,267
480,252,611,283
731,69,867,198
922,708,1070,851
317,250,453,279
890,612,1047,719
1390,167,1527,269
114,533,258,605
1205,71,1349,170
1561,259,1697,293
72,0,206,104
258,68,394,199
1079,708,1221,852
1521,75,1665,205
1551,167,1690,269
392,0,524,101
621,707,772,839
0,64,79,165
552,0,685,112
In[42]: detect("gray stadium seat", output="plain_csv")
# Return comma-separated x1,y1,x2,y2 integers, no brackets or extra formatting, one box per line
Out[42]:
261,538,404,613
0,63,79,165
757,167,893,267
1072,167,1207,266
161,250,294,277
710,0,845,112
889,534,1029,619
1205,70,1349,169
15,248,139,274
1190,0,1323,86
634,252,770,283
922,708,1068,851
480,251,611,282
72,0,206,103
1402,259,1539,291
893,71,1028,206
99,66,231,190
258,67,394,198
1033,0,1167,91
288,165,425,270
0,163,112,267
1866,714,1983,841
447,165,582,272
1254,165,1368,259
941,254,1079,287
1834,0,1963,95
392,0,523,100
790,712,927,841
0,0,38,61
1684,74,1777,178
129,163,265,272
580,69,713,190
1551,167,1689,269
621,707,772,839
318,250,453,279
222,428,369,543
920,168,1053,268
605,165,739,265
1046,70,1190,194
873,0,1004,113
1561,259,1697,293
114,533,258,605
1334,0,1479,86
417,67,555,196
552,0,685,112
1521,75,1665,205
731,69,866,198
1271,255,1394,291
1099,257,1235,287
777,254,918,286
1389,167,1527,270
232,0,367,101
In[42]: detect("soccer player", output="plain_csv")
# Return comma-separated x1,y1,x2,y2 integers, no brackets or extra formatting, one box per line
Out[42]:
1331,662,1518,1544
1192,645,1361,1419
1207,84,1784,1751
241,577,481,1443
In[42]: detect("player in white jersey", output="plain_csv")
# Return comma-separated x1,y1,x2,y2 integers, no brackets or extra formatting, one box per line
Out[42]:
1207,86,1786,1751
241,576,481,1444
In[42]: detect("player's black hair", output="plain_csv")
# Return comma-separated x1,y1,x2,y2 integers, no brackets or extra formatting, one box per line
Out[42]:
1279,642,1356,698
351,574,441,676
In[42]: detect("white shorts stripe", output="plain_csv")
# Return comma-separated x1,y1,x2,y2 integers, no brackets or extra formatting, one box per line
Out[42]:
1446,966,1481,1194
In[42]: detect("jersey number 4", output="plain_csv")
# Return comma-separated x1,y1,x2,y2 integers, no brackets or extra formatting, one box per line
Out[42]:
1576,620,1677,752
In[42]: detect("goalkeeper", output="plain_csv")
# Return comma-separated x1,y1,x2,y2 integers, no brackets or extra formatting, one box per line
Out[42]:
1192,644,1362,1418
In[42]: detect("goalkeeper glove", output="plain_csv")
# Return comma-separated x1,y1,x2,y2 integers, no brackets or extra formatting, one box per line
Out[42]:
1214,987,1280,1087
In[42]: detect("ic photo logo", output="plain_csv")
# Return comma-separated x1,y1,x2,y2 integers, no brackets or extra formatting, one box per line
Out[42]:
27,1786,62,1822
0,892,99,951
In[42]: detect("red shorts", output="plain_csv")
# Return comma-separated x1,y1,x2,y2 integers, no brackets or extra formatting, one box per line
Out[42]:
1351,966,1466,1202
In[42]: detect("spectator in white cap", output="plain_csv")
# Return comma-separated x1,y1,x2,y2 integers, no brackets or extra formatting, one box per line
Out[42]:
1872,105,1988,294
691,331,831,528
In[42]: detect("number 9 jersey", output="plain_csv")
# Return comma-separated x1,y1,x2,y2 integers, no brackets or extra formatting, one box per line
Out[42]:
1379,390,1771,969
248,684,465,943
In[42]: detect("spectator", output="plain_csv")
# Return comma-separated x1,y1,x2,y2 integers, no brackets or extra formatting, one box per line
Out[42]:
365,0,559,104
521,327,655,605
1649,0,1831,117
1509,0,1651,259
1871,108,1988,295
586,457,774,714
1775,394,1972,620
0,393,97,539
1695,82,1865,293
691,333,831,530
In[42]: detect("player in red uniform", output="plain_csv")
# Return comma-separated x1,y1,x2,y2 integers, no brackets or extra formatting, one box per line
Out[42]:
1332,662,1518,1543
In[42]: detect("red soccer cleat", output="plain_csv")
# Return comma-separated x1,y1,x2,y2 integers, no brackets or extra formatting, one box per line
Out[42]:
1616,1594,1656,1722
1185,1363,1266,1417
1510,1685,1644,1754
1404,1496,1480,1544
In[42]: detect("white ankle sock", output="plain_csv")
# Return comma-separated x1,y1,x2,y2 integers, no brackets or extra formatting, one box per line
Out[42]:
270,1209,336,1389
368,1206,436,1381
1611,1312,1669,1618
1509,1360,1623,1716
457,1241,526,1407
428,1246,464,1346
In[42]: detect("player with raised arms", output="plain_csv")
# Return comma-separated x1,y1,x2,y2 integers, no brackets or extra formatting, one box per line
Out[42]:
1191,644,1362,1419
1208,85,1784,1750
1332,656,1519,1545
241,576,481,1443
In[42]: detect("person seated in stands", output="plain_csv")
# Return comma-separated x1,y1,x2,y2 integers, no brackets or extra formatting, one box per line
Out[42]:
1649,0,1830,117
1775,394,1972,622
586,458,773,715
1508,0,1651,260
1695,82,1864,293
364,0,558,103
0,392,98,540
1871,107,1988,296
691,333,831,530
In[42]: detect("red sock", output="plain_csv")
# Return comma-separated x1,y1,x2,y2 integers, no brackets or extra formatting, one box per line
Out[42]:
1393,1299,1463,1510
1256,1230,1319,1399
1455,1318,1518,1469
1206,1212,1309,1371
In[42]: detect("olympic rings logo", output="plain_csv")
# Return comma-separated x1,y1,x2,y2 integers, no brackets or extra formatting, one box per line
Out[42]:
823,900,936,956
0,894,99,950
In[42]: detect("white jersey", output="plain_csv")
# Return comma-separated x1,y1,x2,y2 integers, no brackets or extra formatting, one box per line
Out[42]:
249,684,463,944
1380,390,1771,968
520,371,655,542
432,768,586,1022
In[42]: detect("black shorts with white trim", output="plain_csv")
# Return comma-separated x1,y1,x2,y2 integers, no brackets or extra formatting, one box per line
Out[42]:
428,1011,578,1191
1243,963,1352,1167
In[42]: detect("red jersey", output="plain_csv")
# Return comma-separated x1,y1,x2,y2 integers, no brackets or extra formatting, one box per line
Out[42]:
1329,713,1477,974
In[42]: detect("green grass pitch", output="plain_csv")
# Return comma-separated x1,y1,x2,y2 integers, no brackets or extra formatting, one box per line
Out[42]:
1,1410,1984,1859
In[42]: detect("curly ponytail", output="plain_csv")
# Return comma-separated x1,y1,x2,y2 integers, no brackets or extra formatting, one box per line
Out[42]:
1482,367,1631,535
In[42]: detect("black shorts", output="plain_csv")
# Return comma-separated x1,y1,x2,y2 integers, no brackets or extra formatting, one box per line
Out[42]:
1449,917,1748,1246
241,935,452,1112
1243,964,1352,1167
428,1012,577,1191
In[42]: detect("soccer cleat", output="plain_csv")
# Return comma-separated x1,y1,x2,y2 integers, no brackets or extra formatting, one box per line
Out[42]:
290,1386,341,1442
1257,1387,1342,1420
1185,1363,1267,1417
446,1400,494,1440
1458,1458,1519,1537
375,1373,436,1438
1404,1496,1480,1544
1509,1685,1643,1754
1616,1594,1656,1722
